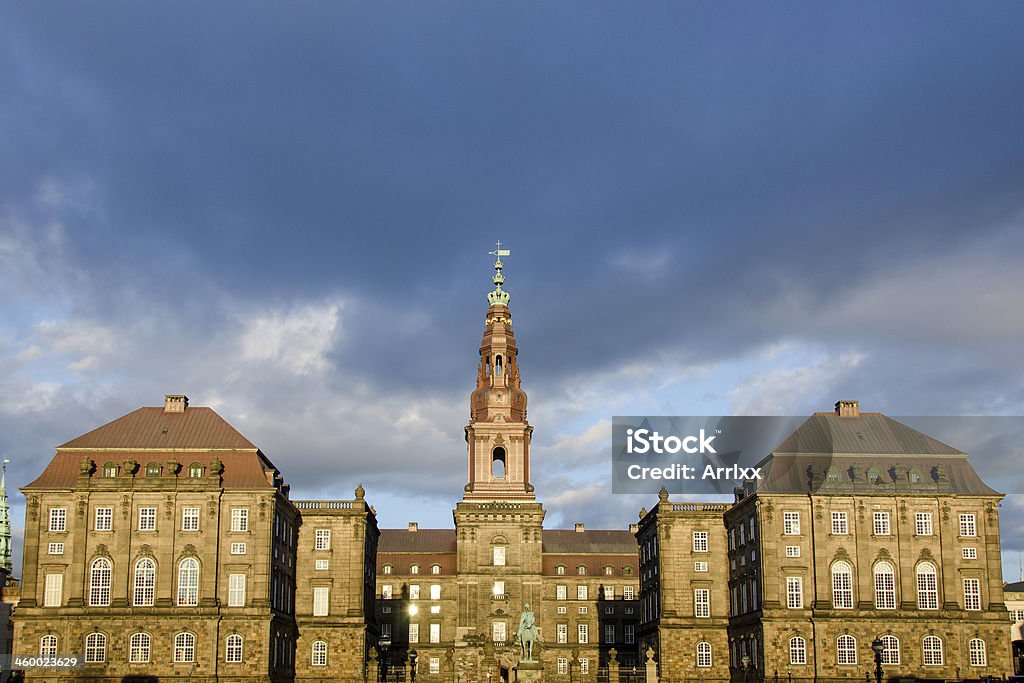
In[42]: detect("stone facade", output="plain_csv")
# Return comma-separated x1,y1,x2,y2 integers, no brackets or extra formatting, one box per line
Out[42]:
640,401,1012,682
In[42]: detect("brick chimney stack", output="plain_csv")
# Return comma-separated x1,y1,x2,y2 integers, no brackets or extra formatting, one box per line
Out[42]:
835,400,859,417
164,395,188,413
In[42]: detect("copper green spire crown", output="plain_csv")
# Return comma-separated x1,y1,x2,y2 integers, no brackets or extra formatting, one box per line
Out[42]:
486,240,511,307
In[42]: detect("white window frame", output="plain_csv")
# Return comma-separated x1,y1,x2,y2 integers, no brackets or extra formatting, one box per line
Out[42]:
231,542,247,555
177,557,200,607
785,545,800,558
44,573,63,607
783,511,800,535
429,623,440,644
578,623,589,644
873,511,891,535
228,573,247,607
695,588,710,617
182,507,200,531
94,507,113,531
693,531,709,552
786,576,803,609
922,636,943,666
831,561,853,609
916,562,939,610
133,558,156,607
225,634,244,663
49,508,67,532
311,640,327,666
915,512,933,536
697,640,712,667
557,623,568,643
85,632,106,663
138,507,157,531
874,562,896,610
173,632,196,663
831,511,848,535
962,547,978,559
968,638,986,667
493,546,506,566
315,529,331,550
789,636,807,665
837,635,857,665
129,632,151,663
231,508,249,532
313,586,329,616
959,513,977,537
963,578,981,611
623,585,635,600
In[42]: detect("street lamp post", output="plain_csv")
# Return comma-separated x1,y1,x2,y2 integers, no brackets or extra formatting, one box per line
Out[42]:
409,649,418,682
870,638,885,683
786,665,792,683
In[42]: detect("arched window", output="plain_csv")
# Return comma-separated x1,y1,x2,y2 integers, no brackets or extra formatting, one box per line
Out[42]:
604,565,614,576
189,463,203,478
134,558,156,607
383,564,393,574
880,635,900,665
495,355,503,375
102,462,118,478
831,561,853,609
177,558,200,606
836,635,857,665
40,635,58,657
874,561,896,609
146,463,161,477
410,564,420,575
89,558,112,606
696,641,712,667
909,468,922,483
922,635,943,665
129,633,151,663
826,468,840,483
431,564,441,575
311,640,328,666
491,447,506,479
577,565,587,576
867,467,882,484
789,636,807,665
556,565,566,575
623,566,633,575
968,638,986,667
85,632,106,662
916,562,939,610
226,634,244,663
174,632,196,663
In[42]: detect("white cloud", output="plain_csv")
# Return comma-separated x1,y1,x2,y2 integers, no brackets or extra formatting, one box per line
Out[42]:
238,302,342,376
727,352,866,415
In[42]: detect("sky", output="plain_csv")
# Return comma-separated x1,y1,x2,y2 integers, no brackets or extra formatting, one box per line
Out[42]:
1,2,1023,582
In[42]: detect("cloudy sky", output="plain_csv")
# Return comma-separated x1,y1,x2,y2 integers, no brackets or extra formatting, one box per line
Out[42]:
2,3,1022,581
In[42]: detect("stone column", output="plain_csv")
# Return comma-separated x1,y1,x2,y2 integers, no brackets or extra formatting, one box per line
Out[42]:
367,649,379,682
609,648,620,679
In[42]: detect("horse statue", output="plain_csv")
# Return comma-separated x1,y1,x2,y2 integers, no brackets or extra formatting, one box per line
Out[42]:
516,603,538,662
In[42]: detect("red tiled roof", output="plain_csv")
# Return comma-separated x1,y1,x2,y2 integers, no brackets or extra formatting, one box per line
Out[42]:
58,407,256,450
541,529,637,554
379,529,457,553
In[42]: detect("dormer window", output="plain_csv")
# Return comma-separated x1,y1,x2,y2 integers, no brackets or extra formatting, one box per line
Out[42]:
410,564,420,575
826,468,840,483
103,463,118,478
909,468,922,483
189,464,203,478
577,565,587,576
383,565,393,575
146,463,161,477
431,564,441,575
556,565,566,575
867,467,882,484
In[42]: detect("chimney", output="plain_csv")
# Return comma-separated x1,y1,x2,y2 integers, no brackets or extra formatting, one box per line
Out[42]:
574,523,585,533
164,395,188,413
408,522,419,532
835,400,859,417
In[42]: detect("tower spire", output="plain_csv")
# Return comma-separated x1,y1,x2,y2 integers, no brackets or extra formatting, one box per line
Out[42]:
486,240,511,307
0,459,11,575
464,243,534,500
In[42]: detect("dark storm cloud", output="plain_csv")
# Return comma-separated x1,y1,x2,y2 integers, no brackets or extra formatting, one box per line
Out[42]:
2,1,1024,571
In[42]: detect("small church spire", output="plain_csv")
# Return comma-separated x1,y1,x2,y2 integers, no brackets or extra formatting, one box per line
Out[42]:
0,459,11,576
486,240,511,307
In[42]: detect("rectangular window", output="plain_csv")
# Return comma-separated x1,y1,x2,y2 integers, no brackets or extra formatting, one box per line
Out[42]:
915,512,933,536
557,606,567,614
47,542,64,555
492,621,506,643
604,624,615,643
962,547,978,559
959,513,977,537
312,586,329,616
786,577,803,609
578,606,588,614
623,585,635,600
44,573,63,607
831,511,849,535
94,507,113,531
381,623,392,637
695,561,708,572
873,511,891,535
577,585,588,600
410,584,420,600
580,658,590,674
695,588,711,617
964,578,981,611
315,529,331,550
578,623,588,644
783,511,800,535
557,658,568,675
625,624,635,644
49,508,67,532
693,531,709,552
231,508,249,532
429,623,440,644
493,580,505,597
182,507,200,531
556,584,566,600
493,546,506,566
604,585,614,600
138,507,157,531
430,584,441,600
381,584,392,599
409,623,419,643
785,545,801,558
557,623,568,643
228,573,246,607
430,658,440,674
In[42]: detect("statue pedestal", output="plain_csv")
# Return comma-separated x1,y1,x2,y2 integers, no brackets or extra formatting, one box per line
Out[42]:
515,660,544,683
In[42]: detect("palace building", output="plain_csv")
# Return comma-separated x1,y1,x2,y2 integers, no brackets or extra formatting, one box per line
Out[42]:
12,253,1013,682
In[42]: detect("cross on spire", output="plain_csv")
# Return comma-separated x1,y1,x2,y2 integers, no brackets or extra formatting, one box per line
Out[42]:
486,240,511,307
